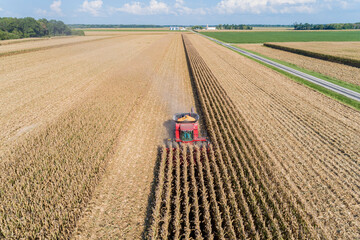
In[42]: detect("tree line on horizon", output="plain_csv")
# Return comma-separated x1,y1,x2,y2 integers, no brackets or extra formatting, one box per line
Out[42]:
294,22,360,30
68,24,165,28
191,24,253,30
0,17,84,40
217,24,253,30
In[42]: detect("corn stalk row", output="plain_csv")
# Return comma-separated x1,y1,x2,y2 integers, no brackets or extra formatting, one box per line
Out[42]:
146,34,324,239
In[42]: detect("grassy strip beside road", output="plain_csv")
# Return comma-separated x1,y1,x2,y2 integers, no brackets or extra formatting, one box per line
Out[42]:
228,46,360,111
201,31,360,43
233,45,360,93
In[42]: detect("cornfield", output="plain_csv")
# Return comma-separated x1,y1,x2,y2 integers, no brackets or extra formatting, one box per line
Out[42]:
146,34,324,239
0,72,144,239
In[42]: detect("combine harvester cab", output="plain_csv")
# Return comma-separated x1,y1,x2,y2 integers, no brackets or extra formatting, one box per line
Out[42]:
169,107,209,149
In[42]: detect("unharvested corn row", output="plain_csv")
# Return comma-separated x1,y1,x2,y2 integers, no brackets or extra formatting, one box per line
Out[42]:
146,34,324,239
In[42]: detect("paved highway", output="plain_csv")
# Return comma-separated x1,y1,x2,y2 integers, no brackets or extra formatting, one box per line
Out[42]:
195,32,360,102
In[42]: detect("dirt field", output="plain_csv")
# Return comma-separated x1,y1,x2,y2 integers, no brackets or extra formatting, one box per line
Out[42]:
267,41,360,61
188,33,360,239
237,43,360,86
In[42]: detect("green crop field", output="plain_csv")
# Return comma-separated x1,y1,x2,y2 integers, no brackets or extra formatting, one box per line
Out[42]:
201,31,360,43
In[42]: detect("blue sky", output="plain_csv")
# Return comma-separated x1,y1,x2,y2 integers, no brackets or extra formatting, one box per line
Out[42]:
0,0,359,25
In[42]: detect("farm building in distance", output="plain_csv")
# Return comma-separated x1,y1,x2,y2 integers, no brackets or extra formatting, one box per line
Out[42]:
206,24,216,30
170,26,186,31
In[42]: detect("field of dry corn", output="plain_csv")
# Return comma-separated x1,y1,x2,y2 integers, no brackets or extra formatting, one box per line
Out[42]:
147,35,321,239
1,31,359,239
186,33,360,239
0,32,194,239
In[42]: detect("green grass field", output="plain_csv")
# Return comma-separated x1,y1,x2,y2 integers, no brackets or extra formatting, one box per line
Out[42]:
201,31,360,43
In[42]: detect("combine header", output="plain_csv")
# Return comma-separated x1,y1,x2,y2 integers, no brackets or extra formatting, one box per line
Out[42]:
168,107,209,147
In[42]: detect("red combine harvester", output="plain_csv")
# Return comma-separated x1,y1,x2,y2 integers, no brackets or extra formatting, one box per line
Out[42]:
170,107,208,147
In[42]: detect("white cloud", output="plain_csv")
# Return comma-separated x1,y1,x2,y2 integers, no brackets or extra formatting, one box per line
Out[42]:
174,0,206,15
36,0,63,16
339,0,349,8
0,8,3,12
36,8,48,15
50,0,62,14
217,0,316,14
80,0,103,16
50,0,62,15
115,0,170,15
113,0,205,15
279,5,315,13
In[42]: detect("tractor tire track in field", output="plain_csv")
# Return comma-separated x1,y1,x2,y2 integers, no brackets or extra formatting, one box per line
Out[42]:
145,34,325,239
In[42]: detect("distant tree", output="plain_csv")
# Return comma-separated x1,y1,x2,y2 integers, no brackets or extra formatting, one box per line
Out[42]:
191,25,203,30
216,24,252,30
0,30,18,40
68,24,164,28
21,17,42,37
0,17,83,40
38,18,49,35
293,22,360,30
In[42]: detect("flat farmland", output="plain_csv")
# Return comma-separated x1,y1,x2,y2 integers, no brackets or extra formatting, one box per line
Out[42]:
237,43,360,86
201,30,360,43
0,33,152,153
148,35,321,239
187,33,360,239
0,37,49,45
84,30,171,36
73,33,195,239
1,30,360,240
0,35,113,56
266,41,360,61
0,32,195,239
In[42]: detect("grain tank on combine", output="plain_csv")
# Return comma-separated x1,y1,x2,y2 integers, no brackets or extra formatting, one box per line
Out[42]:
170,107,209,147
